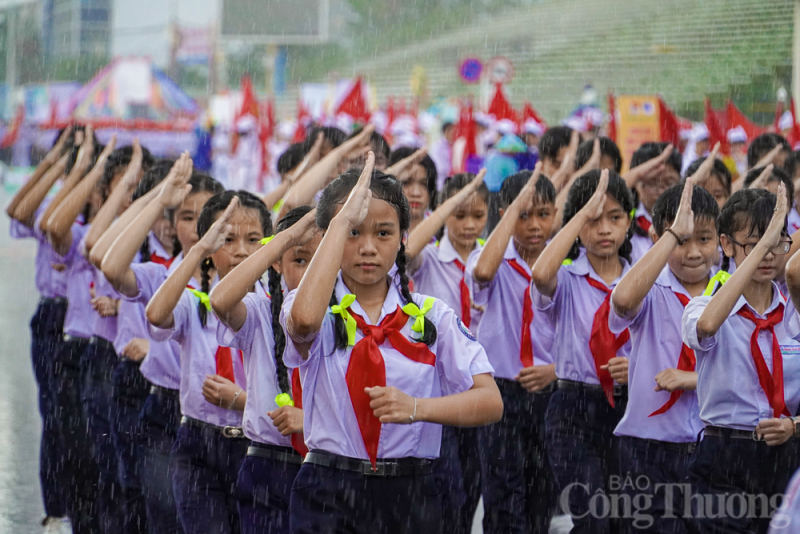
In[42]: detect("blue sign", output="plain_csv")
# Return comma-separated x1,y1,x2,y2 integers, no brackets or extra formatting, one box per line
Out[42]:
459,58,483,84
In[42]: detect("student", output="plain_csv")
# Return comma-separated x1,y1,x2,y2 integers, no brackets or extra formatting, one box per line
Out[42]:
744,165,795,201
610,179,719,533
685,155,732,209
102,156,225,534
686,185,800,533
282,154,503,534
146,185,272,534
538,126,574,178
748,133,796,178
467,164,559,534
301,126,346,159
5,126,73,529
210,206,320,533
626,142,682,263
346,127,391,170
530,169,635,534
574,136,623,174
404,170,488,534
389,146,438,232
41,131,116,534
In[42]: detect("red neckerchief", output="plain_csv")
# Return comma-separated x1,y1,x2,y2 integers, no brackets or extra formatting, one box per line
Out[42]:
737,303,791,417
636,215,652,232
290,369,309,457
150,252,175,268
346,305,436,469
452,259,473,328
649,292,696,417
506,258,534,368
585,275,630,406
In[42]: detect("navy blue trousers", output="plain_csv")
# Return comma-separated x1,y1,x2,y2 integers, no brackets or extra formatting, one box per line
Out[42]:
171,422,249,534
81,338,124,533
479,379,556,534
545,385,627,534
139,389,184,534
688,434,799,534
112,358,151,534
617,436,695,534
53,336,98,534
289,460,442,534
236,443,301,534
29,298,68,518
433,425,482,534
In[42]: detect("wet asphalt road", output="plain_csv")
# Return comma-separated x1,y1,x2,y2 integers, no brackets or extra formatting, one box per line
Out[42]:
0,191,46,531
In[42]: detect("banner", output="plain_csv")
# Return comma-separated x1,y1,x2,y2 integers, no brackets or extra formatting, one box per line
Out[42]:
617,95,660,172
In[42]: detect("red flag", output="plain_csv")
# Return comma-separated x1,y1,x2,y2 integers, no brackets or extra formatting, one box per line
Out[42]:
454,98,477,173
236,75,259,121
384,96,396,144
293,98,310,143
336,77,371,123
789,99,800,147
521,101,547,130
0,105,25,149
607,91,617,143
487,83,518,123
774,100,785,134
725,100,764,141
658,97,680,147
705,98,730,155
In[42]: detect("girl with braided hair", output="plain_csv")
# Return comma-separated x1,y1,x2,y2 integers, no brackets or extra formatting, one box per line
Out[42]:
145,176,272,534
210,205,321,533
283,152,502,534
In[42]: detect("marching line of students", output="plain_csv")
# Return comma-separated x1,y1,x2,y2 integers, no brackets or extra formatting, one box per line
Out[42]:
7,123,800,534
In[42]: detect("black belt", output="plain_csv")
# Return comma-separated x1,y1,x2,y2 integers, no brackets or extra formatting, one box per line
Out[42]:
557,379,627,397
534,381,557,395
39,296,67,306
247,443,303,465
180,416,246,439
495,377,556,395
89,336,115,352
304,451,433,477
62,334,89,343
640,437,697,455
704,425,761,441
150,385,179,400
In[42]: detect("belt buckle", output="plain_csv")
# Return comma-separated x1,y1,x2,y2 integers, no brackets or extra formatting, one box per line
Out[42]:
363,462,386,476
752,430,762,442
687,442,697,454
222,426,243,439
613,385,623,396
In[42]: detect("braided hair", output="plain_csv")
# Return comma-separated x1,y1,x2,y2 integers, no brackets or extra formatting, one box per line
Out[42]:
316,169,437,350
717,188,787,274
195,190,273,327
269,206,314,395
562,169,635,263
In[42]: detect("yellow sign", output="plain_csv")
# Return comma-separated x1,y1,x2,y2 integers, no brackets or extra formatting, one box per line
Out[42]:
617,95,660,173
410,65,428,98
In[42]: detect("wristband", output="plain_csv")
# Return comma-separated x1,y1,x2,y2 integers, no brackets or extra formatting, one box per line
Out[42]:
408,397,417,424
228,389,243,410
665,228,688,246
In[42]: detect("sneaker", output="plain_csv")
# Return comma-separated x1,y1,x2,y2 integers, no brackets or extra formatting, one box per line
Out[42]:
41,516,72,534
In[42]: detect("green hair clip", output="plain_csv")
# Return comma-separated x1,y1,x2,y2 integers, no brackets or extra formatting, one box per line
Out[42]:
331,294,357,345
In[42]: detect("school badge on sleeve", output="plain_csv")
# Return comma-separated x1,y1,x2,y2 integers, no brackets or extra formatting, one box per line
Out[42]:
457,317,477,341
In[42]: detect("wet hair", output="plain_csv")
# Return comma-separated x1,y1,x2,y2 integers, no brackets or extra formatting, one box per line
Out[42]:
748,133,796,177
651,183,719,236
562,170,635,262
195,190,273,327
389,146,438,210
630,142,682,174
574,137,623,173
349,128,391,162
717,188,788,273
277,143,307,176
102,145,155,195
303,126,346,153
268,206,314,396
538,126,573,162
316,169,436,349
169,172,225,257
744,166,794,204
441,122,455,135
498,170,556,209
441,173,490,204
684,157,732,196
132,159,177,263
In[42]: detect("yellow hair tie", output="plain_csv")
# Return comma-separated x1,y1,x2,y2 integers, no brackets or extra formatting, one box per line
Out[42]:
275,393,294,408
272,199,285,213
402,297,436,336
331,294,357,346
477,238,486,246
630,208,637,220
187,288,211,311
260,235,276,245
562,259,573,266
702,271,731,297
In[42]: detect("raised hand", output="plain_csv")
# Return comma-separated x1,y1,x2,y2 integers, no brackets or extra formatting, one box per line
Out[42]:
669,177,695,241
581,168,609,221
688,142,720,186
385,146,429,177
47,126,72,164
623,144,675,187
746,164,774,191
760,182,788,252
74,124,96,171
157,152,194,209
335,151,375,229
197,195,239,257
121,138,145,191
287,208,319,247
754,145,783,170
341,124,375,162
